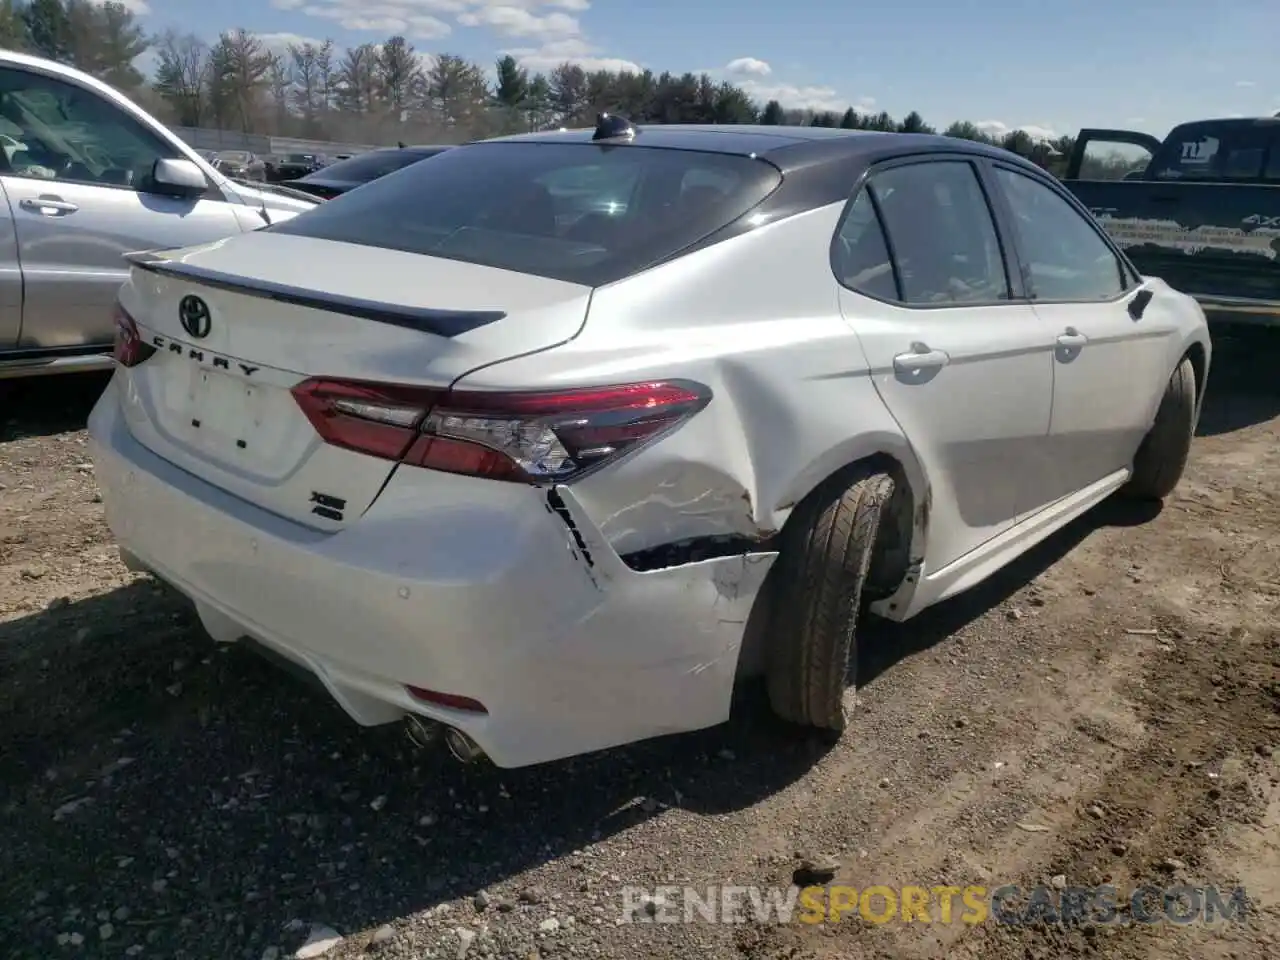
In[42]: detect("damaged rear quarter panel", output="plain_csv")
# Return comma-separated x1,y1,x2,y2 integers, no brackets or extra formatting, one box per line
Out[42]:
455,203,923,560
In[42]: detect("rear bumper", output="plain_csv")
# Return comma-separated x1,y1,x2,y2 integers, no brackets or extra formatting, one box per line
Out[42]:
87,377,776,768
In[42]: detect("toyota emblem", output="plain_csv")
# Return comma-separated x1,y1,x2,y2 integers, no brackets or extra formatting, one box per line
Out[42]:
178,295,211,339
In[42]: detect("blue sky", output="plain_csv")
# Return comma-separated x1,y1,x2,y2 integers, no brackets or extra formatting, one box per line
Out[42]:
131,0,1278,140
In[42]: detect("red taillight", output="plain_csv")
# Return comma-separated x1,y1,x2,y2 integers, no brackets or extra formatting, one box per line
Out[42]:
112,304,156,368
290,377,711,484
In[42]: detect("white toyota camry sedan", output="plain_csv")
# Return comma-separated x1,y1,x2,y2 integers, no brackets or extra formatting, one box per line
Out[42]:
88,117,1211,768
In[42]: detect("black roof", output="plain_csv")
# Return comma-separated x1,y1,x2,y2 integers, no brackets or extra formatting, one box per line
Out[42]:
372,144,453,155
481,123,1018,174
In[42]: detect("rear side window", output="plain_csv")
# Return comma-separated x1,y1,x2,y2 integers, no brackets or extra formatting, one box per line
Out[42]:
833,190,898,301
865,161,1010,305
270,141,783,286
1151,122,1280,181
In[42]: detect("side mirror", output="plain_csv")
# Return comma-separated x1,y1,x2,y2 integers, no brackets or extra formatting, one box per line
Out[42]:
1127,287,1154,320
149,158,208,197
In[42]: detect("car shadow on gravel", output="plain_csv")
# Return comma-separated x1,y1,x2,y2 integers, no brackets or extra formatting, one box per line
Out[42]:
858,497,1161,689
0,372,111,442
0,578,833,953
1196,327,1280,436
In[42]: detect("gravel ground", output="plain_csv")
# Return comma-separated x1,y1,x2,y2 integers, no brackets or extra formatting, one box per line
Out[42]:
2,332,1279,960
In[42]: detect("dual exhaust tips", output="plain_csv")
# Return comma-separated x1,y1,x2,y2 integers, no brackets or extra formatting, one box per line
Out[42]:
403,714,486,764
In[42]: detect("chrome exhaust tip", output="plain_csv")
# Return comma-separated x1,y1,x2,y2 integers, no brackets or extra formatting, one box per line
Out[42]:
443,726,485,764
403,714,439,749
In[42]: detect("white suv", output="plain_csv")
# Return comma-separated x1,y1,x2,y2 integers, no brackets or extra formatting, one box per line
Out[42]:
0,50,315,379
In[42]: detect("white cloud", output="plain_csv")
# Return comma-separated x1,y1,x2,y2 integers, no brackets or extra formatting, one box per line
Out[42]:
93,0,149,12
458,6,579,40
508,36,641,74
975,120,1058,142
734,79,853,112
298,2,453,39
257,31,329,53
725,57,770,77
133,46,159,76
1236,80,1256,87
697,61,870,112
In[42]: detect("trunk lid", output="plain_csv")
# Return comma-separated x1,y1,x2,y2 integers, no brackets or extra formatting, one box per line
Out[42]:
116,232,591,530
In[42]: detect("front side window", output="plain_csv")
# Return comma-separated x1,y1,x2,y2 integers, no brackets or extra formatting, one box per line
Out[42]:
0,68,175,189
994,166,1127,301
271,141,783,286
867,160,1010,305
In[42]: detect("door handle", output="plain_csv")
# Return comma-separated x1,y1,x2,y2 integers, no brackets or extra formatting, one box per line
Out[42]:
1056,328,1088,348
893,344,950,374
20,196,78,216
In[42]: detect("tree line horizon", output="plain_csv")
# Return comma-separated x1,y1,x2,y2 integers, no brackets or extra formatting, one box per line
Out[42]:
3,0,1094,162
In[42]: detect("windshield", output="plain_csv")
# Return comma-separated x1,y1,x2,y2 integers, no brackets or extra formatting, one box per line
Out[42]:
269,140,783,286
304,148,448,183
219,151,250,163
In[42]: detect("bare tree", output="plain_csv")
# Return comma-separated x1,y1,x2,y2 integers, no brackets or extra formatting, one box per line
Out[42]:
335,43,378,116
425,53,488,129
266,52,291,132
315,39,336,118
152,30,210,126
212,29,272,133
289,42,322,132
376,35,421,120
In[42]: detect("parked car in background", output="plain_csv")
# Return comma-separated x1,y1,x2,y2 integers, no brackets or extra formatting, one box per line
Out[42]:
270,152,327,182
0,50,318,380
1062,116,1280,329
280,144,451,199
215,149,266,181
88,119,1209,768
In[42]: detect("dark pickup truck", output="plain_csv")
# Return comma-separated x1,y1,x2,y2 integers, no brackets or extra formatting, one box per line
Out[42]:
1062,117,1280,328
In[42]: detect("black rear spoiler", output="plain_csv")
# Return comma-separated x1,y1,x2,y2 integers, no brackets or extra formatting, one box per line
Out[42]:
123,251,505,338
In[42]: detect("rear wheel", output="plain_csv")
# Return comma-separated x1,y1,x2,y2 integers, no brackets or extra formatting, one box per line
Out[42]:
1122,356,1197,501
765,466,895,732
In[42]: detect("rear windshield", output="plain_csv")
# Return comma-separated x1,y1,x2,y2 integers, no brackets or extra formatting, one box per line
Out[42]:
270,141,783,286
305,148,446,183
1150,121,1280,181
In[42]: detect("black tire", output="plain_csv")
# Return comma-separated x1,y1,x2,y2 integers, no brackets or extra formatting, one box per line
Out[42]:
1122,356,1197,501
765,466,895,731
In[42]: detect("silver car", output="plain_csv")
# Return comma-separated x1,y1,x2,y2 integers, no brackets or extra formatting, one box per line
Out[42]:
0,51,317,379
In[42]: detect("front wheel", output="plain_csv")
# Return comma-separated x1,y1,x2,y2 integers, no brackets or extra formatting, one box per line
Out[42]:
764,466,894,732
1122,356,1197,501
